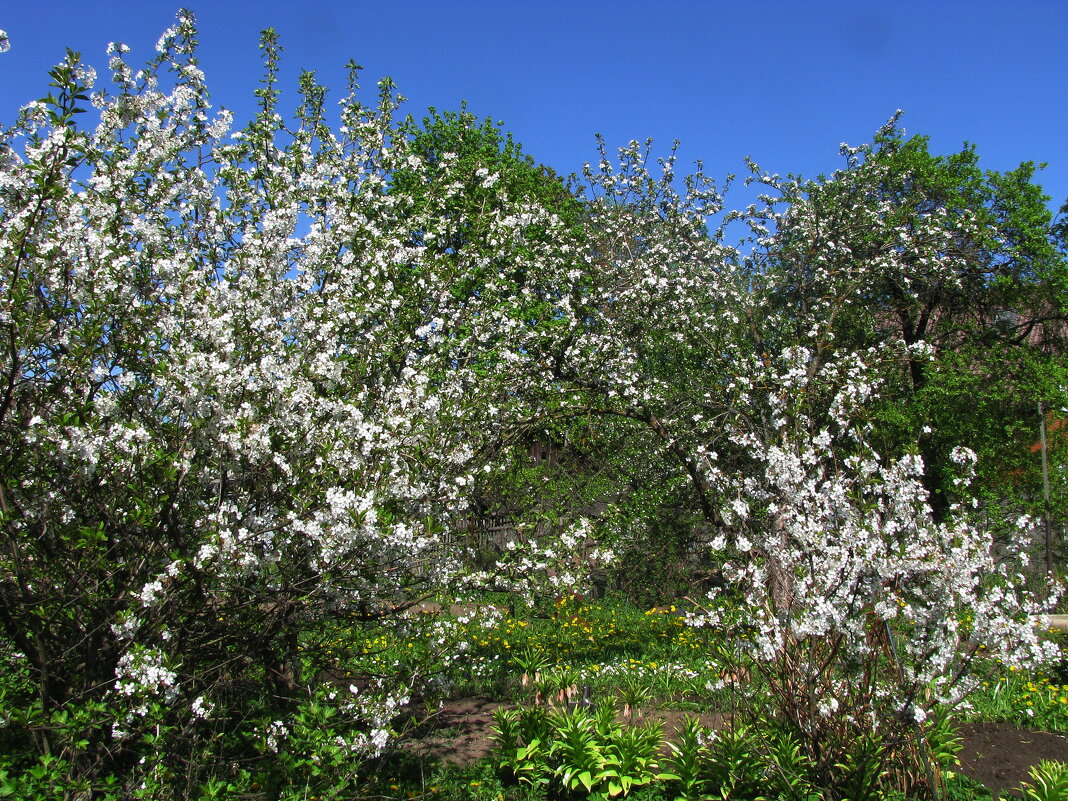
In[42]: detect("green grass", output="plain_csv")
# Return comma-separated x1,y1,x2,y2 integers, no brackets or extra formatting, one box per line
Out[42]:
309,593,726,701
967,668,1068,733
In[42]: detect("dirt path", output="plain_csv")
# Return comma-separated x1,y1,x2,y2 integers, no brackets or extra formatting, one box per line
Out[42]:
404,696,502,766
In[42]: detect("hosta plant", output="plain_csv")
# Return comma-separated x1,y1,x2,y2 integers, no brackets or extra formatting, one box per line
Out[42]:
494,703,672,799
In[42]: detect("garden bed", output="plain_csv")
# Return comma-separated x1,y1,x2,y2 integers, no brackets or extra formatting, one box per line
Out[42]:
385,691,1068,799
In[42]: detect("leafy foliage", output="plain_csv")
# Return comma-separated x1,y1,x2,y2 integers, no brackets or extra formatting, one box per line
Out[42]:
0,13,1065,801
1018,760,1068,801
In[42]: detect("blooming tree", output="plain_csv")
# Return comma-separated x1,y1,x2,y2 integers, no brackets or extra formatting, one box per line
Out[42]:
520,128,1061,795
761,117,1068,528
0,15,594,795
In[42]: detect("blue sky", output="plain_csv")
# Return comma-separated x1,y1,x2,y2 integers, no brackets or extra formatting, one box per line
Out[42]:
1,1,1066,215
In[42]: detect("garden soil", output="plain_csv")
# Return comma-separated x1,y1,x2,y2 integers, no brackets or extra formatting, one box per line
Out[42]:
957,720,1068,796
405,698,1068,797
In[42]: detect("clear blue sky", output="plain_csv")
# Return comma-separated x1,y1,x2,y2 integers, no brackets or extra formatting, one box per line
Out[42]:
2,1,1066,214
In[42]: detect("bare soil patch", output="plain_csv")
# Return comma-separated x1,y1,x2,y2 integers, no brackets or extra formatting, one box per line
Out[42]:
405,696,502,766
957,720,1068,796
